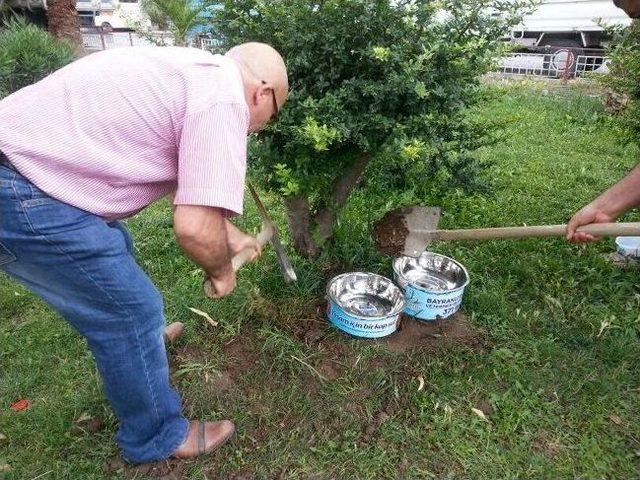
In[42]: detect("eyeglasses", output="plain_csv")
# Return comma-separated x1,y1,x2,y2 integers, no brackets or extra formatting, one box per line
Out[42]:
262,80,279,122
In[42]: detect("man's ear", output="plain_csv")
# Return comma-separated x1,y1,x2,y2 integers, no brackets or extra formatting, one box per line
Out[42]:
256,82,273,104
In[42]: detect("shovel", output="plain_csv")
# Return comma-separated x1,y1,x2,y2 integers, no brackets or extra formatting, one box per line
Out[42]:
372,206,640,257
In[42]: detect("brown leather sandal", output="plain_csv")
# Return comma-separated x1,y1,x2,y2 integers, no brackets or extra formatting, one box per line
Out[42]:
172,420,235,459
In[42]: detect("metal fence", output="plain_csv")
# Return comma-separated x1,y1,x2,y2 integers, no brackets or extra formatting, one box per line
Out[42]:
199,37,223,51
494,51,610,79
82,31,174,49
83,36,611,81
81,31,222,51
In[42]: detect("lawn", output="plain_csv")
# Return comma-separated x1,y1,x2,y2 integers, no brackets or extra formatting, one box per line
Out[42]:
2,81,640,479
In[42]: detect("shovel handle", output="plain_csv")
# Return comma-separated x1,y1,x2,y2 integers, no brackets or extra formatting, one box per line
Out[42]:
203,224,274,298
436,222,640,241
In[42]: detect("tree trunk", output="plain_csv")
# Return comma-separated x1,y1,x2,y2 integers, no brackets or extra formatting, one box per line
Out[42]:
284,195,319,259
283,153,372,259
47,0,83,49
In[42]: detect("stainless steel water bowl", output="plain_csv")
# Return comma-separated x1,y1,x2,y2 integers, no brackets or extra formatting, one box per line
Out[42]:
326,272,405,318
393,252,469,292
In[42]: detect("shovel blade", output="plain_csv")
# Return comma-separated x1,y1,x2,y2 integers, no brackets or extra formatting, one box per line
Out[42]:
402,206,441,257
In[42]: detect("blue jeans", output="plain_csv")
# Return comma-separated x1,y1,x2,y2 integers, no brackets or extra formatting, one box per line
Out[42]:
0,159,188,463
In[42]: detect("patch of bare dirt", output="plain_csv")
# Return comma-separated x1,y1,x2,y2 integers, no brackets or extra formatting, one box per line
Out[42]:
226,469,256,480
360,402,397,444
169,335,261,405
222,336,261,376
603,252,639,269
371,207,410,257
104,457,187,480
377,311,486,353
533,433,565,459
315,358,343,381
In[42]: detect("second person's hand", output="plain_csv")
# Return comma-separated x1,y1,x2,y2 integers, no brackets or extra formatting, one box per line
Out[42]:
566,204,616,243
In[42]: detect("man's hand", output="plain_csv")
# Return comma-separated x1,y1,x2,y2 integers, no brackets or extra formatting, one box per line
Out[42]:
566,204,616,243
205,263,236,298
225,220,262,262
566,163,640,243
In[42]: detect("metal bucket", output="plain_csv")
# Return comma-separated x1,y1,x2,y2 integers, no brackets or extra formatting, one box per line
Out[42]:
393,252,469,321
326,272,405,338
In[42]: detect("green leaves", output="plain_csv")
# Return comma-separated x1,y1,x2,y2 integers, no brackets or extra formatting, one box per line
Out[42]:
0,18,74,98
297,117,341,153
139,0,212,45
600,21,640,145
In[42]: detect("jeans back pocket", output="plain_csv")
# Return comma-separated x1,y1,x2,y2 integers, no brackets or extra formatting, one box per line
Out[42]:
0,240,16,266
21,183,55,207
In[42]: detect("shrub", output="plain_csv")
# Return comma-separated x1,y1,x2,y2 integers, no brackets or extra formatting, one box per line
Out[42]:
213,0,528,257
0,17,74,98
600,21,640,143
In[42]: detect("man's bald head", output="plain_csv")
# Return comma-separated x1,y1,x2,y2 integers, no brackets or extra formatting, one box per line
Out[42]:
226,42,289,108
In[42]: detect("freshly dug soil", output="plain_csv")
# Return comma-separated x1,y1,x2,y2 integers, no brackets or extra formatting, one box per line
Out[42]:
378,311,486,353
372,208,410,256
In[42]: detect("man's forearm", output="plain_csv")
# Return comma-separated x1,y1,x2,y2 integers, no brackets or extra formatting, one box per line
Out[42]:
590,162,640,217
225,219,242,241
174,205,232,278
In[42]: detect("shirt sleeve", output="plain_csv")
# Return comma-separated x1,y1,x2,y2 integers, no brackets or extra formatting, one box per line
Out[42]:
173,102,248,216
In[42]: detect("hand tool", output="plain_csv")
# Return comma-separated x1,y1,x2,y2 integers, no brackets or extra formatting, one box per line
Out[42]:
204,182,297,297
372,205,640,257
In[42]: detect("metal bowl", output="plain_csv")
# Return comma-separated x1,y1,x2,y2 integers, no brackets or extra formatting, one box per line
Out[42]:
393,252,469,292
326,272,405,318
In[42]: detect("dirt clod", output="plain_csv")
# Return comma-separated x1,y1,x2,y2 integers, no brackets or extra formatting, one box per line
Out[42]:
378,311,485,353
475,399,494,417
316,360,342,380
372,207,410,256
70,417,103,436
304,327,326,345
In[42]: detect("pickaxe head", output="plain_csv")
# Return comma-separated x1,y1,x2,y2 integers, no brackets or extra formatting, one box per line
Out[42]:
248,183,297,282
372,206,441,257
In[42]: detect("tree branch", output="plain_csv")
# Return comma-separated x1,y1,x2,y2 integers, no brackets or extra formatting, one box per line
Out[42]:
312,153,372,243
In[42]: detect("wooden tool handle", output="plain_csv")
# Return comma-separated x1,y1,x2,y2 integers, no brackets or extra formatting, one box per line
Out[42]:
436,222,640,241
203,224,275,298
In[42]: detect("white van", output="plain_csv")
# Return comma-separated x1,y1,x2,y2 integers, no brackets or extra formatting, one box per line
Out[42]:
511,0,633,50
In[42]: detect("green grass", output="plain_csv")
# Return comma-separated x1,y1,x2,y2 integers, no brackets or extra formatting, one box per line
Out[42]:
2,82,640,479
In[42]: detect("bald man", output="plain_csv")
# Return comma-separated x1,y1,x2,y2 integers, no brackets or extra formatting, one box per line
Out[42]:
0,43,288,463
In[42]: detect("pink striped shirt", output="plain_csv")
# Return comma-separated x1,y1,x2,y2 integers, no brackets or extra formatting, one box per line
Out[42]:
0,46,249,220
